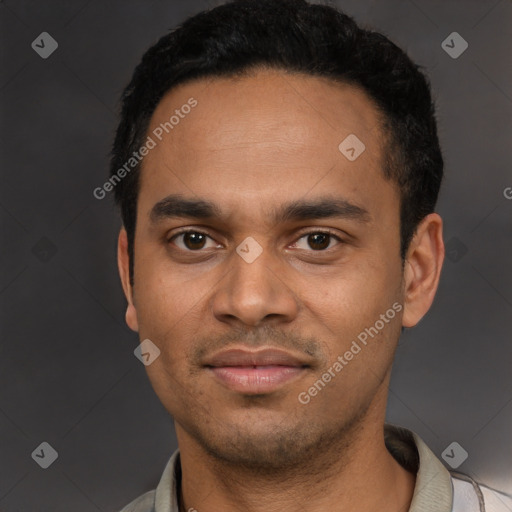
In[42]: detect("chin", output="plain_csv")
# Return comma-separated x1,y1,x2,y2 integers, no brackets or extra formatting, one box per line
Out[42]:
204,430,313,470
186,409,339,472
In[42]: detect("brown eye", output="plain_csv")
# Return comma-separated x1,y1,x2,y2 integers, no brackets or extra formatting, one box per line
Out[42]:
182,232,207,250
170,231,218,251
307,233,331,250
292,231,342,251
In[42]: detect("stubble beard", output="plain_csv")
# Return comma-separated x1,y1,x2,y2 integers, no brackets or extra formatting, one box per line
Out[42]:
177,392,372,481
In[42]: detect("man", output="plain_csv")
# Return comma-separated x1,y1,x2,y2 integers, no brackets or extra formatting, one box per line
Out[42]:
109,1,511,511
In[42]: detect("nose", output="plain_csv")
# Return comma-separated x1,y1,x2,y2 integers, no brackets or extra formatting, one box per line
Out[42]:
211,242,299,328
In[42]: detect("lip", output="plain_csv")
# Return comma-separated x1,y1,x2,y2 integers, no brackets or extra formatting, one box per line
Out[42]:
205,348,309,394
205,348,308,367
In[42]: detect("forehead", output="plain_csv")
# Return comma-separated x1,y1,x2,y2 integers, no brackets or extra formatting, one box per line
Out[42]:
137,68,394,222
149,68,382,154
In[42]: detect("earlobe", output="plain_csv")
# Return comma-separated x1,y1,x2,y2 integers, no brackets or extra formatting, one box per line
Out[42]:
117,228,139,332
402,213,444,328
125,303,139,333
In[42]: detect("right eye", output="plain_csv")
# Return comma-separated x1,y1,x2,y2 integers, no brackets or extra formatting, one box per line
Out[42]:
168,230,221,251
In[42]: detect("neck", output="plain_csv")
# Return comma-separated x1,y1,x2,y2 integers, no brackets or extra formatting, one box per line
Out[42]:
176,414,416,512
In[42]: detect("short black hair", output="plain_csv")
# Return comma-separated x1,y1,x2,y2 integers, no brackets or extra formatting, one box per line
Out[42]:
110,0,443,284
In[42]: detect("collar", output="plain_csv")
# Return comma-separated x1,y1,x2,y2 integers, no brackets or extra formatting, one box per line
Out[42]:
384,424,453,511
152,424,453,512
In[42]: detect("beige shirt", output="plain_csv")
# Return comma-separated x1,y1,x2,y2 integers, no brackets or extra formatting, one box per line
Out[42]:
120,424,512,512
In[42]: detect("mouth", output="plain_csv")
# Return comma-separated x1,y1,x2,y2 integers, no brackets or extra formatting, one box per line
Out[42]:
204,348,310,394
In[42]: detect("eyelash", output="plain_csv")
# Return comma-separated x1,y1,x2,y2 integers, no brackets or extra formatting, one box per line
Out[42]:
167,228,344,251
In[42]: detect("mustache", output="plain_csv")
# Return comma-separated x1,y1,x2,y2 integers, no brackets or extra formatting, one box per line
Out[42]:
190,324,325,366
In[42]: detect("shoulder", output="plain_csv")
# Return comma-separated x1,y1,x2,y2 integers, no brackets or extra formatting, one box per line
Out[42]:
451,474,512,512
118,490,155,512
480,485,512,512
118,449,181,512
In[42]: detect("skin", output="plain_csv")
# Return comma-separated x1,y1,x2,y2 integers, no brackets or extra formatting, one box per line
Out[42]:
117,68,444,512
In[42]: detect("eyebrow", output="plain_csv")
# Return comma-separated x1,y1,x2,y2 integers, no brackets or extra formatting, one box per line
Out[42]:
149,193,371,225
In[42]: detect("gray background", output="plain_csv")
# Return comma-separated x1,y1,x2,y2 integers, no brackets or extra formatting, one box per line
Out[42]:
1,0,511,510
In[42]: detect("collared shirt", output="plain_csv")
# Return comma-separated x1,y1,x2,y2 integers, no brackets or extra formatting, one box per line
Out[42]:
120,424,512,512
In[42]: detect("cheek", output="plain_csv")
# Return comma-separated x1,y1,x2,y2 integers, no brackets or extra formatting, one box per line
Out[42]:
303,257,394,314
134,254,204,332
301,257,402,354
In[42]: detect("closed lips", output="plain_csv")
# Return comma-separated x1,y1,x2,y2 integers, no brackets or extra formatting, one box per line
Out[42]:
204,348,309,368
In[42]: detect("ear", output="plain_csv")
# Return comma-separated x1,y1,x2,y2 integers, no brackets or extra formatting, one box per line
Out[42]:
117,228,139,332
402,213,444,328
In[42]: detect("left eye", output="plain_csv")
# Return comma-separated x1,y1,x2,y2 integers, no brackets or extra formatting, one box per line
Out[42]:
292,232,342,251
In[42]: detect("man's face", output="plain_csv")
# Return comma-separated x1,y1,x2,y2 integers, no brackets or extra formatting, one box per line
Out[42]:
126,69,406,468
